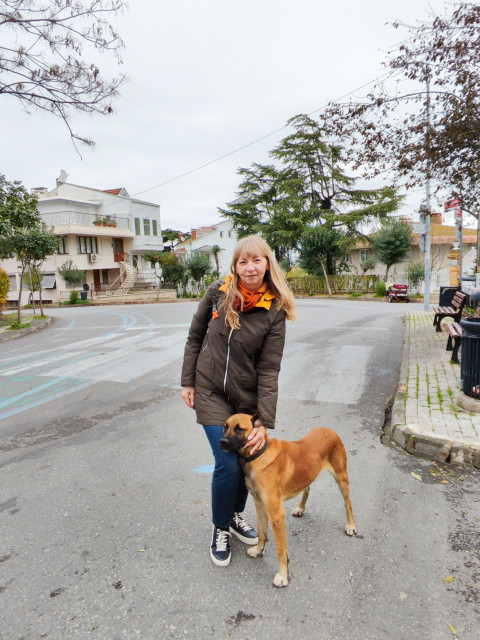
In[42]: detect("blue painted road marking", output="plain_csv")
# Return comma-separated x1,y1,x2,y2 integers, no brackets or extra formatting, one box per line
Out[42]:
193,465,214,474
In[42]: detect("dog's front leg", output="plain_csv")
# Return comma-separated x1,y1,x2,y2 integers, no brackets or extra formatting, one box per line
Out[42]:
247,498,268,558
269,505,289,588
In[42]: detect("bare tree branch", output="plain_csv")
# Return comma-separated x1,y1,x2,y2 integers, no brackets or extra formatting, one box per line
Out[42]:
0,0,127,146
324,3,480,211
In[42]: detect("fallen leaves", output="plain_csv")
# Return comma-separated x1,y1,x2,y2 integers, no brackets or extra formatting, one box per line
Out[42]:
447,622,457,636
411,472,423,482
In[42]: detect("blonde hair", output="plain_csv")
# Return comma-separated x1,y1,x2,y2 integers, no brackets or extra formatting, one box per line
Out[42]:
221,235,297,329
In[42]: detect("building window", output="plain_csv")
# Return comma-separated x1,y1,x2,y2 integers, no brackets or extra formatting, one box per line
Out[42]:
77,236,98,254
57,236,68,254
360,250,370,262
219,231,224,238
143,219,151,235
8,274,17,291
41,273,56,289
134,218,141,235
152,220,158,236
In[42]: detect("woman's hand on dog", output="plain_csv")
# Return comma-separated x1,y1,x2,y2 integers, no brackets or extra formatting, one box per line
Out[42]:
247,425,267,454
181,386,195,409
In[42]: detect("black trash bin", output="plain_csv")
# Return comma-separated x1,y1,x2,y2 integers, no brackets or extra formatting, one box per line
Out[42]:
460,316,480,397
470,288,480,309
80,291,88,301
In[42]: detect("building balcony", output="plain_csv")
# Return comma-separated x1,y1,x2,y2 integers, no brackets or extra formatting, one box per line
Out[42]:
41,211,134,239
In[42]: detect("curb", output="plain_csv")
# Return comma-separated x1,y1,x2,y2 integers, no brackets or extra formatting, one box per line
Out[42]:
0,316,52,342
386,318,480,469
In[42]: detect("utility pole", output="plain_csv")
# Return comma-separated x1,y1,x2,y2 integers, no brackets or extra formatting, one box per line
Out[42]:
457,205,463,289
476,207,480,288
424,72,432,311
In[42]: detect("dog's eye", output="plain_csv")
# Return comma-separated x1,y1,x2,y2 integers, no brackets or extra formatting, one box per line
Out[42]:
234,425,244,433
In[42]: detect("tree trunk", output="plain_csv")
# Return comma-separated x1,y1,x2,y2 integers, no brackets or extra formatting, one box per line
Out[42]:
385,265,390,280
38,292,44,316
17,265,26,323
327,254,335,275
154,266,161,301
320,259,332,296
37,277,44,317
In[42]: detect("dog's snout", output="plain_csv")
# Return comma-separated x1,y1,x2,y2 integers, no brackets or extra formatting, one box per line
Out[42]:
219,437,230,450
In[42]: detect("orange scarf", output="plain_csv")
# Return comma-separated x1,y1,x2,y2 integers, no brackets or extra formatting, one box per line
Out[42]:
218,275,275,313
234,279,268,312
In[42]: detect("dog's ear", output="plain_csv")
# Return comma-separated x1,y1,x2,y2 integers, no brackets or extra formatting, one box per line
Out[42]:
251,414,264,429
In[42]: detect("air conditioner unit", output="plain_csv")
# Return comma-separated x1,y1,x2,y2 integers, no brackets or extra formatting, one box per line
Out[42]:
88,254,98,263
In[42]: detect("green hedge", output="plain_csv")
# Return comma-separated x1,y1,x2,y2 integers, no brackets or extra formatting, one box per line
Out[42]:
288,274,381,295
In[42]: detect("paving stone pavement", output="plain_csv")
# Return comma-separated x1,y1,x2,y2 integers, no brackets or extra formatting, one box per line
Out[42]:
389,310,480,468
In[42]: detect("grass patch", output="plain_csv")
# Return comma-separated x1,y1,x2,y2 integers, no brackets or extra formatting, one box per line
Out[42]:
60,299,93,306
0,313,45,330
437,388,444,411
449,403,459,419
8,321,32,330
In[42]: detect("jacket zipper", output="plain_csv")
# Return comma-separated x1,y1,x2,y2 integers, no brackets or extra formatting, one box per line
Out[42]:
224,327,234,392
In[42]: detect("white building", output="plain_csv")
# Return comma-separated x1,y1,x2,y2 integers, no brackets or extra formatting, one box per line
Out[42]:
2,173,163,305
174,219,238,276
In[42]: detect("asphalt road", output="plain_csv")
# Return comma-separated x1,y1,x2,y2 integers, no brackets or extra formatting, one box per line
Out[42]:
0,300,479,640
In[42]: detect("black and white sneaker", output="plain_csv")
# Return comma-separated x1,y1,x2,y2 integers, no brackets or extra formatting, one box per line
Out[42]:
210,526,232,567
229,512,258,545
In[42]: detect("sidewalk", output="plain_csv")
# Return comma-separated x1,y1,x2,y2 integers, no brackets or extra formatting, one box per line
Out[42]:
389,310,480,469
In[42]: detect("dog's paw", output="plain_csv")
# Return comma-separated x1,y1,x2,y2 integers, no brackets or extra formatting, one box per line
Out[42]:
291,507,304,517
246,545,264,558
273,572,289,588
345,523,357,536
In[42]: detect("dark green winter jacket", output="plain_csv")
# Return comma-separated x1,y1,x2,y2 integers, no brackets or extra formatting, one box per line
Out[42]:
181,280,286,427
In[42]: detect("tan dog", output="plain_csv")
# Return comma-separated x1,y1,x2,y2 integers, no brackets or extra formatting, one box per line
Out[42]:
220,413,357,587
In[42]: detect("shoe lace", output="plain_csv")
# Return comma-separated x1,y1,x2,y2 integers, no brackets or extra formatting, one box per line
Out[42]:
215,529,230,552
233,513,253,533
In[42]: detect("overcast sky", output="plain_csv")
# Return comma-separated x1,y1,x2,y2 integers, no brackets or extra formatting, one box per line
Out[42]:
2,0,452,232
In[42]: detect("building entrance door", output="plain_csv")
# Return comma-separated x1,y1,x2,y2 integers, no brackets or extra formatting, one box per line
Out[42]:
113,239,124,262
93,269,101,292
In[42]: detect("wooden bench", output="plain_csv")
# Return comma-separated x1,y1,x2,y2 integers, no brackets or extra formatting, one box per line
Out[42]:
443,304,480,363
433,291,467,332
445,322,462,363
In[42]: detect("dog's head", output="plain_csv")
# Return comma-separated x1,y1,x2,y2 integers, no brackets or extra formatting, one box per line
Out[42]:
219,413,264,455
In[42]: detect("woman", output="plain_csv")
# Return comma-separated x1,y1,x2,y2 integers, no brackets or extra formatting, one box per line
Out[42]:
181,235,296,567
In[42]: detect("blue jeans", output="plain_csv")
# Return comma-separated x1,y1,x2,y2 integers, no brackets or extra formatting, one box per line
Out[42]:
203,425,249,529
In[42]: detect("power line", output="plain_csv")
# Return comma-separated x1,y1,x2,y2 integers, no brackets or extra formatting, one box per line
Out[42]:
130,69,397,201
